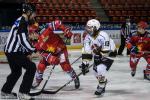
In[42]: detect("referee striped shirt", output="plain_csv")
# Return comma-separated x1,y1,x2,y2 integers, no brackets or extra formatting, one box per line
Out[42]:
4,16,35,54
121,23,131,38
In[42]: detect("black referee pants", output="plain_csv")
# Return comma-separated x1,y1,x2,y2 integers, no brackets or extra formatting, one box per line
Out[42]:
1,53,36,94
118,35,130,55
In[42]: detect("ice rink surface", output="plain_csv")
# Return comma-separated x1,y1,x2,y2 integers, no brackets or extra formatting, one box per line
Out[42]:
0,50,150,100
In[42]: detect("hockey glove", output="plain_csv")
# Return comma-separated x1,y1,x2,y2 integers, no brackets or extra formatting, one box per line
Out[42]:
93,49,102,58
126,43,132,49
131,46,139,54
64,26,73,39
92,44,102,56
64,31,73,39
79,62,89,75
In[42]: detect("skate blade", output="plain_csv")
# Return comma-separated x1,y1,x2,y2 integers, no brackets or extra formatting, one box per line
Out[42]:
95,93,105,97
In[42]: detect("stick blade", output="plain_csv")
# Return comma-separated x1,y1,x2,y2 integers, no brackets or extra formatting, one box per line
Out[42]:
28,91,42,96
42,90,57,94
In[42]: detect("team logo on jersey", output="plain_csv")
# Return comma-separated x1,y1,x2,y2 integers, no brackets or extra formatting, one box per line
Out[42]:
46,45,55,53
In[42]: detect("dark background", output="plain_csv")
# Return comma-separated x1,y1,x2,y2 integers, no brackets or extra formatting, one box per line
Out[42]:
0,0,24,3
0,0,25,26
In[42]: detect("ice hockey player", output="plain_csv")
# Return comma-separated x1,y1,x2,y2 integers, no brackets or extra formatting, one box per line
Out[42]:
1,3,37,100
79,19,115,95
32,20,80,89
28,21,39,46
126,21,150,81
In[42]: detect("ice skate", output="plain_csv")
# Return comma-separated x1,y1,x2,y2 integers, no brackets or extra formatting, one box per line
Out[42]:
131,70,136,77
1,91,17,99
143,70,150,81
18,92,34,100
31,78,43,89
117,54,124,57
95,79,107,96
95,85,106,96
74,76,80,89
68,69,80,89
31,71,43,89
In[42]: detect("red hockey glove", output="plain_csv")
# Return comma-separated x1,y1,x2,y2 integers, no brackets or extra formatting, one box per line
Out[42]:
47,55,60,65
64,26,73,38
64,31,73,39
126,43,132,49
59,25,73,38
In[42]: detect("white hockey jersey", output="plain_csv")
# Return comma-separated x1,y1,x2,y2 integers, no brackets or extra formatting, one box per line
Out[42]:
82,31,116,55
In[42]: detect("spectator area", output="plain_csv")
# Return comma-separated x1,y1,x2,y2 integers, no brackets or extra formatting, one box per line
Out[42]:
100,0,150,22
26,0,150,23
27,0,97,23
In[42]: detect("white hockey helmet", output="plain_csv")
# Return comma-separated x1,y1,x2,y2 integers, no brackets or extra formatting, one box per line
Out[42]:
86,19,100,30
85,19,100,35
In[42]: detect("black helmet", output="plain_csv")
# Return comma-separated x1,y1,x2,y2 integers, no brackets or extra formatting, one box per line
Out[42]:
22,3,36,13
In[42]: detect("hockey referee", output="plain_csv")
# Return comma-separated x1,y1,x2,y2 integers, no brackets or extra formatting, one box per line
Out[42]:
1,3,36,100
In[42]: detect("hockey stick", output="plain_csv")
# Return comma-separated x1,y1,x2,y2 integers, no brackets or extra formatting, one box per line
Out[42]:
42,64,93,94
134,51,150,55
70,55,82,65
29,65,55,96
29,55,81,96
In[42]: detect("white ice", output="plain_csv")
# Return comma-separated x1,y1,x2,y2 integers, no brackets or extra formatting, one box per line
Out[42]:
0,50,150,100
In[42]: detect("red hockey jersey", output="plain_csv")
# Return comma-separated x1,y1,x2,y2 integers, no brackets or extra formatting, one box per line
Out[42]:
35,23,72,54
126,31,150,52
